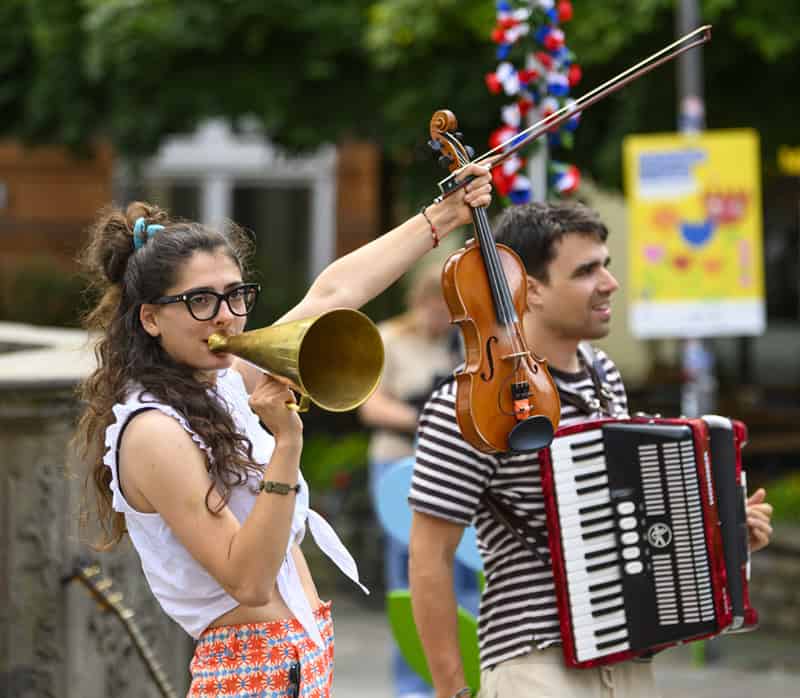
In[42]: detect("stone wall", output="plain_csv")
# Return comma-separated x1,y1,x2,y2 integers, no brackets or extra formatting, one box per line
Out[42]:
748,527,800,635
0,384,193,698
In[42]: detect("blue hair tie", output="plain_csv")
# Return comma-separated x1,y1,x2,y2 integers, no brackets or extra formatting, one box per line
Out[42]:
133,216,165,249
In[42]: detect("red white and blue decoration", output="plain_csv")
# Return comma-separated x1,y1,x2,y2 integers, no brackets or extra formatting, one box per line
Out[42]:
486,0,582,202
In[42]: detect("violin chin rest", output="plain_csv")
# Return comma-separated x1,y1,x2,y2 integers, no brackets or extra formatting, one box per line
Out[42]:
508,415,554,453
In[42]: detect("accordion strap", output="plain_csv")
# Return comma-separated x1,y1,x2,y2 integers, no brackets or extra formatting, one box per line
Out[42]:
557,343,616,417
483,491,551,568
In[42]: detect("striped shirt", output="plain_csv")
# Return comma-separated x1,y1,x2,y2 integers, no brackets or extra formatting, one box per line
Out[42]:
409,348,628,671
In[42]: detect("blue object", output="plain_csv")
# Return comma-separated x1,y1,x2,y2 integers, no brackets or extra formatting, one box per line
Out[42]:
374,457,483,572
680,219,716,247
133,216,165,249
371,457,481,696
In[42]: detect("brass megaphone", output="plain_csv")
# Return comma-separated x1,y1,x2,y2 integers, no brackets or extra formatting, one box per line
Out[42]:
207,308,384,412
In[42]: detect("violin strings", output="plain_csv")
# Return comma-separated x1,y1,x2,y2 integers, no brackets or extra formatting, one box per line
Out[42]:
445,132,520,345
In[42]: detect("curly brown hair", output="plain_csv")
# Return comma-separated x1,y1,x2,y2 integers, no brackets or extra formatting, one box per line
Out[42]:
75,201,260,548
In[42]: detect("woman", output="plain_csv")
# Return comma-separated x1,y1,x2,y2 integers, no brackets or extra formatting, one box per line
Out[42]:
74,163,491,698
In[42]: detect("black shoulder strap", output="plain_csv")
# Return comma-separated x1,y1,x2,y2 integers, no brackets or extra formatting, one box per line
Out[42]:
115,407,157,499
557,343,615,417
482,490,551,568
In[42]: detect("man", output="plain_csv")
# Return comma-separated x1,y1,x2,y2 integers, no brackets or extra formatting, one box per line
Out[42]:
407,202,774,698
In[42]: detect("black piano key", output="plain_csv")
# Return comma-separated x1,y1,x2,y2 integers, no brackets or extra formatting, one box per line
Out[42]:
586,560,620,573
591,603,625,618
592,591,621,606
588,578,620,594
582,527,615,541
580,514,615,530
571,436,603,452
585,546,618,560
576,483,608,496
574,469,608,482
579,501,610,516
595,623,627,637
596,636,629,650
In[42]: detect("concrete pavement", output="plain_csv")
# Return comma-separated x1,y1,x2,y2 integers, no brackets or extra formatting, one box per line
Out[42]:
330,595,799,698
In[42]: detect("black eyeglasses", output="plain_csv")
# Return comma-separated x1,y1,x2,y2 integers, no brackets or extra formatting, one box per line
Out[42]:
152,283,261,321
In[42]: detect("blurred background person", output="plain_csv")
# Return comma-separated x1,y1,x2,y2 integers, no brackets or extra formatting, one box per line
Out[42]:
359,261,479,698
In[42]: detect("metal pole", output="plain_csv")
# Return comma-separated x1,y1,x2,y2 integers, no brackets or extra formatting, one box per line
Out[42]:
676,0,705,133
676,0,720,667
676,0,716,419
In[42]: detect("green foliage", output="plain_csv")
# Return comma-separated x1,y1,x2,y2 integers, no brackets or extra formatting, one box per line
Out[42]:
0,257,87,327
765,473,800,524
1,1,799,189
300,431,369,492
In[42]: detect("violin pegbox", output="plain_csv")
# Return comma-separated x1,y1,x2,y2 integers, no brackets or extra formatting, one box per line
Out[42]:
428,110,476,191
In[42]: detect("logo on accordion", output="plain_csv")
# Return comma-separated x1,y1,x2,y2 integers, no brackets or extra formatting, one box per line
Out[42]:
647,522,673,549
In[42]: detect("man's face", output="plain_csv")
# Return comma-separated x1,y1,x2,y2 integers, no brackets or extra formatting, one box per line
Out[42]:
531,232,619,341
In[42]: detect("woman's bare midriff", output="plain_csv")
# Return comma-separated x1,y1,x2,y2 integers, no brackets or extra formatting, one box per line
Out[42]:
207,544,324,628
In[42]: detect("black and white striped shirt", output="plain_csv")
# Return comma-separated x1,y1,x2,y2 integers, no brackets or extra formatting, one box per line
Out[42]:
409,348,628,671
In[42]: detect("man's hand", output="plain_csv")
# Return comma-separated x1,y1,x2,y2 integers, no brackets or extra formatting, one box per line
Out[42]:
746,487,773,552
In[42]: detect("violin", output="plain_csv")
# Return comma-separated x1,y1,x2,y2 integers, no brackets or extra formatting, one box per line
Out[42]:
424,25,713,454
429,110,560,454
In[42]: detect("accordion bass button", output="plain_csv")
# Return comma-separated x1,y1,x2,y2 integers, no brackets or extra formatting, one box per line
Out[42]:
616,501,636,515
620,531,639,545
625,561,644,574
619,516,637,531
622,546,641,560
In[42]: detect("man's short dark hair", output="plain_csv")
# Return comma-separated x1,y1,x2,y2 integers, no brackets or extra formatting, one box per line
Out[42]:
492,202,609,282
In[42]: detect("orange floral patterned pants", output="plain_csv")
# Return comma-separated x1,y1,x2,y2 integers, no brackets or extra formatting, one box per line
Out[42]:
188,602,334,698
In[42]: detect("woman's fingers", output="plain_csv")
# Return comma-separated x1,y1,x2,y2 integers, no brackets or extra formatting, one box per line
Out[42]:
458,164,492,209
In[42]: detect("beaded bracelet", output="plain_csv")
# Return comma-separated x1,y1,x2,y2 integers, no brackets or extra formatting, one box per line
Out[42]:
451,688,472,698
419,205,440,248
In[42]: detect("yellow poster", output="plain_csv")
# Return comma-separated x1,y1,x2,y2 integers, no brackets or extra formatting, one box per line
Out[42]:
623,129,765,338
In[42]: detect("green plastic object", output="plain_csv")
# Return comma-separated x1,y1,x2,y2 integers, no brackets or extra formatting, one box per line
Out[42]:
386,590,480,692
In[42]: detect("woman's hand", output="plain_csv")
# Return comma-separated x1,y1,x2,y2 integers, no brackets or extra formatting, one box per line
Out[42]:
248,373,303,444
424,163,493,238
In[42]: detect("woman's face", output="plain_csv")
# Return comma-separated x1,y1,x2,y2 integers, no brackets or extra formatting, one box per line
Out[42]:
140,248,248,376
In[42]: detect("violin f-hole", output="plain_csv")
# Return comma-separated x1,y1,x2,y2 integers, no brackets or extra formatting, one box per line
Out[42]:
481,336,498,381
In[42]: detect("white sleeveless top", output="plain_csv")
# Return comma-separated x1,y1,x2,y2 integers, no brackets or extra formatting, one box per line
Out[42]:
104,368,367,646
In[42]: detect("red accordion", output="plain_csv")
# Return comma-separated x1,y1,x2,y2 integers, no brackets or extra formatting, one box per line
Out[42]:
538,416,757,669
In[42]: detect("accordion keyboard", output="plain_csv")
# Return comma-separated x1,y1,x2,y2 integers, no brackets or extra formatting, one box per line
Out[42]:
550,422,718,663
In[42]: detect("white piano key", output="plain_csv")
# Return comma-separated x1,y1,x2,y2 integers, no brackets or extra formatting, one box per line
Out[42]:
560,520,616,540
561,537,618,563
569,594,624,618
576,641,631,662
557,506,614,528
553,489,612,507
570,598,626,623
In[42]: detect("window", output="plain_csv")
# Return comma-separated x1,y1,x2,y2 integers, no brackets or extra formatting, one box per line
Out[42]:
232,185,311,327
762,176,799,321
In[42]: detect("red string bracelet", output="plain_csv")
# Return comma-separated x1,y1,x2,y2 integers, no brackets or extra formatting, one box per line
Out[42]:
419,205,440,248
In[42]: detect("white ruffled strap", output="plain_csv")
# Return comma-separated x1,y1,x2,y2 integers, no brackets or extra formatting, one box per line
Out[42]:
307,508,369,595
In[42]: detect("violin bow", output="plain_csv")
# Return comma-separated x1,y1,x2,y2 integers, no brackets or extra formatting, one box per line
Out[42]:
434,24,712,201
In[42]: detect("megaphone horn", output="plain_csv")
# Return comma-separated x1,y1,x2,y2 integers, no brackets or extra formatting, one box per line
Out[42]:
207,308,384,413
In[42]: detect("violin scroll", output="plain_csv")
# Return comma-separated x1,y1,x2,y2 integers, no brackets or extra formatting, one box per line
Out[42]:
428,110,475,179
